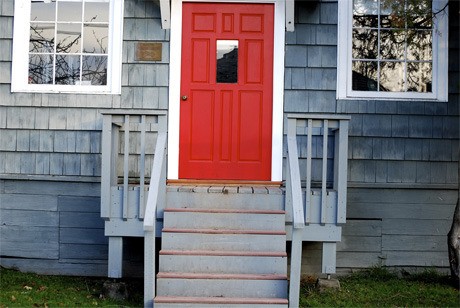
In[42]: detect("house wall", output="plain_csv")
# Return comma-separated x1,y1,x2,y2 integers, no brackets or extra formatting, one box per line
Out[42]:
0,0,458,276
284,0,459,274
0,0,167,275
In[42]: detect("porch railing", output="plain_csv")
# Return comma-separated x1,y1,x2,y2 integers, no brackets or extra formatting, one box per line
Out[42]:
286,114,350,308
143,131,167,308
100,110,167,278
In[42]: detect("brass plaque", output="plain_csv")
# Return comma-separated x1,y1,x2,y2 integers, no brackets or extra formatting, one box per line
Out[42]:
136,42,162,61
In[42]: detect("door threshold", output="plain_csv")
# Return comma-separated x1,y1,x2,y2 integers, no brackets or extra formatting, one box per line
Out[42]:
167,179,282,187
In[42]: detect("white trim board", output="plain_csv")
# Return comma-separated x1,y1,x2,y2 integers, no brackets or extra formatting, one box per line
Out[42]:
167,0,286,182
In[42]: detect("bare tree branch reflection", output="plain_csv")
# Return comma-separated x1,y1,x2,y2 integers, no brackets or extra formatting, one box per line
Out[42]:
28,20,108,85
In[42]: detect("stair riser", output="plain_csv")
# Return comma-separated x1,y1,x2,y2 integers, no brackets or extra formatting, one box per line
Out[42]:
162,233,285,251
166,192,284,211
159,255,287,275
157,278,288,298
155,303,288,308
163,212,285,231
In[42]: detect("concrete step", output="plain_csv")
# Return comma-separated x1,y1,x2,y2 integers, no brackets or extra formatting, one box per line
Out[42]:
156,275,288,298
158,250,287,275
166,188,284,211
163,208,286,231
154,296,288,307
161,229,286,251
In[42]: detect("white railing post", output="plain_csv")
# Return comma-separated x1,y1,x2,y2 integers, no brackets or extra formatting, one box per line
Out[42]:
305,119,312,224
320,119,328,225
143,132,167,308
287,116,305,308
101,114,113,219
122,115,130,220
334,120,349,224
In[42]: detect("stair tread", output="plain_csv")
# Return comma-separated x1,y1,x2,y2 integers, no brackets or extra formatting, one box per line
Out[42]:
155,296,288,305
157,272,287,280
164,208,285,214
162,228,286,235
160,250,287,257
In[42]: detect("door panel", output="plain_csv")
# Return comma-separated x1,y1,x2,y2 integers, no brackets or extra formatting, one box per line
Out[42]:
179,3,274,180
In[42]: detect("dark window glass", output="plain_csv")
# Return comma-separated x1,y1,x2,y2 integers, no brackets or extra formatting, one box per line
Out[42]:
216,40,238,83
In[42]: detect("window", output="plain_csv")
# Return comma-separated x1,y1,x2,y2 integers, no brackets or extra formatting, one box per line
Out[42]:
12,0,123,94
216,40,238,83
337,0,448,101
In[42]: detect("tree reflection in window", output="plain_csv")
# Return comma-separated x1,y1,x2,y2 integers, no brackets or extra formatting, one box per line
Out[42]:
28,0,108,86
352,0,434,92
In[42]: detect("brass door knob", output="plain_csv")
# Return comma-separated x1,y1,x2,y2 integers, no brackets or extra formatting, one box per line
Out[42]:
181,95,188,101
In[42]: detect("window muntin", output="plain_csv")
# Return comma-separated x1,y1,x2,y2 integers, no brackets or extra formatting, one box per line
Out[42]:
352,0,432,92
337,0,448,101
12,0,123,94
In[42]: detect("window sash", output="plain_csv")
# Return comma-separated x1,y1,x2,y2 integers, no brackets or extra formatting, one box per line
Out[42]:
337,0,448,101
12,0,123,94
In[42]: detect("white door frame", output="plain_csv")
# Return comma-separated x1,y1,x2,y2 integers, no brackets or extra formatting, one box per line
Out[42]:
167,0,285,181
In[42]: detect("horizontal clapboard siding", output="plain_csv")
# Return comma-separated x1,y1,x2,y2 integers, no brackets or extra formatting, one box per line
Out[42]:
0,179,107,275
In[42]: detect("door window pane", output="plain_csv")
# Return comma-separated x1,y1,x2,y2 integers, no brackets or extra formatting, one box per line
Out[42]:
216,40,238,83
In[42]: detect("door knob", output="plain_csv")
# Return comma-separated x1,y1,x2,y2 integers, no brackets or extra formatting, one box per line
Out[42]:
181,95,188,101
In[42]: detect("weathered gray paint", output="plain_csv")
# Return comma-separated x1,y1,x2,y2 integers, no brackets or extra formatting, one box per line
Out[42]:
0,0,458,282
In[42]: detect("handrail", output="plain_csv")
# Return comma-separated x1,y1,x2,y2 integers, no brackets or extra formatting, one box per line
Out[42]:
143,131,167,308
286,119,305,229
143,132,167,232
286,117,305,308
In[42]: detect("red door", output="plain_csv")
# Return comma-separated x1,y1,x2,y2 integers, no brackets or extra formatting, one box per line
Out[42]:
179,3,274,180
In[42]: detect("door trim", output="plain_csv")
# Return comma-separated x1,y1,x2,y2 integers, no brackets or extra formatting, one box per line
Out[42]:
167,0,285,181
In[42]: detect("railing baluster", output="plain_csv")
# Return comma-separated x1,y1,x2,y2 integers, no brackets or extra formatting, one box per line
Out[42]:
321,119,328,225
139,115,146,220
123,115,130,220
305,119,312,224
335,120,349,224
101,114,113,219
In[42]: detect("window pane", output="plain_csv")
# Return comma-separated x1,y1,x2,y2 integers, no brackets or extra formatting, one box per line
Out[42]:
56,23,82,53
84,2,109,22
29,54,54,84
380,0,406,28
55,55,80,84
352,29,378,59
407,62,432,92
57,1,82,22
407,30,432,61
82,55,108,85
30,23,55,52
380,61,405,91
31,1,56,21
380,29,405,60
407,0,432,29
83,25,108,53
352,61,378,91
216,40,238,83
353,0,378,27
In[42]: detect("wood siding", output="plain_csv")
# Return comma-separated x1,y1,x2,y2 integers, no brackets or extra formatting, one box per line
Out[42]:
0,0,459,276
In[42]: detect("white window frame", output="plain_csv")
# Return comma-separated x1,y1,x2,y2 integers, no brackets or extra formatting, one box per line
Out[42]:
11,0,124,94
337,0,448,101
167,0,286,182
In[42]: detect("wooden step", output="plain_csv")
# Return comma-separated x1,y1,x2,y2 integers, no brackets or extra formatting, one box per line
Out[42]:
158,252,287,275
161,230,285,251
156,276,288,298
155,296,288,307
166,190,284,211
157,272,287,280
163,208,286,231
